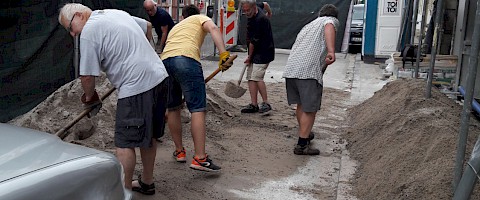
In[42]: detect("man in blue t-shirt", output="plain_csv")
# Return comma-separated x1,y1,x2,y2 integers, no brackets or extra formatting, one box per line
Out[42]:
144,0,175,53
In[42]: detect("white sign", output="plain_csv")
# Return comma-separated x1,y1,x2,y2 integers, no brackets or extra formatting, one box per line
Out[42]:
383,0,400,15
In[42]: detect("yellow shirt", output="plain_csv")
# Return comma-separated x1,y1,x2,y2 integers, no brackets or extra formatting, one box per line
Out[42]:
161,15,211,62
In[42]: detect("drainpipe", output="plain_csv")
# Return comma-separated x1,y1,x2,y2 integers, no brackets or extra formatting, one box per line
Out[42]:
414,0,429,78
425,0,445,98
452,0,480,196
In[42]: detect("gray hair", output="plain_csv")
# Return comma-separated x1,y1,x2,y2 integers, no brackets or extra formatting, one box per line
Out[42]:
240,0,256,6
58,3,92,24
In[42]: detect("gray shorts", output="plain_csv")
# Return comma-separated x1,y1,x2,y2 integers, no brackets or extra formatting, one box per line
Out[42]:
115,80,168,148
285,78,323,113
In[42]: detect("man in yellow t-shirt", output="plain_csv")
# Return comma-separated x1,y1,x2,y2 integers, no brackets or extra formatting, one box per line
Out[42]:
161,5,229,172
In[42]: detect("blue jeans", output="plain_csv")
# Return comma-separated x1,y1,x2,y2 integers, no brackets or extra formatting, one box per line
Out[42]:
163,56,206,113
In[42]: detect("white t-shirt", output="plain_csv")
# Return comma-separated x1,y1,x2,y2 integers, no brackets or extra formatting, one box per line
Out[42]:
79,9,168,99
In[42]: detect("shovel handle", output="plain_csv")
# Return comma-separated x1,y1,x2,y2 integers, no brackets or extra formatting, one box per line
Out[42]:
237,64,248,85
205,68,222,83
55,87,116,140
205,54,238,83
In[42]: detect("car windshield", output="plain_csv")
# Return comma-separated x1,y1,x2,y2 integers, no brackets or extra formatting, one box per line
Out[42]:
352,6,364,20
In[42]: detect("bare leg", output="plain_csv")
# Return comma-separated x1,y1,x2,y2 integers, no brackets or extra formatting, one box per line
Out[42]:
138,139,157,184
296,104,317,138
257,80,269,103
296,104,302,125
116,147,136,189
248,80,259,105
191,111,206,158
167,109,183,151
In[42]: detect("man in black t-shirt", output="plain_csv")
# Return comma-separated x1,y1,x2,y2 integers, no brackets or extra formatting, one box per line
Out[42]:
144,0,175,53
240,0,275,114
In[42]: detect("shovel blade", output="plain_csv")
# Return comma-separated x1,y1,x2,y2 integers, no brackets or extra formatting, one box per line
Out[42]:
224,81,247,98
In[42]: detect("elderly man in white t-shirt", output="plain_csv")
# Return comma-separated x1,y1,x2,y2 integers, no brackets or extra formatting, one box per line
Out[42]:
58,3,168,195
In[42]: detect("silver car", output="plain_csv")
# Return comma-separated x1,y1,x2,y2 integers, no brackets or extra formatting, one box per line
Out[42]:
0,123,132,200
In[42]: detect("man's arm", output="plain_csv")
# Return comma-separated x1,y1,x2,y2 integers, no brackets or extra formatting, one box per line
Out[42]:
159,25,169,50
246,43,254,64
202,20,227,53
263,2,272,18
146,21,153,42
80,75,96,101
324,23,336,66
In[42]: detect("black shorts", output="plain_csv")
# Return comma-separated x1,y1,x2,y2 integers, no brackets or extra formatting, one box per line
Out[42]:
114,79,168,148
285,78,323,113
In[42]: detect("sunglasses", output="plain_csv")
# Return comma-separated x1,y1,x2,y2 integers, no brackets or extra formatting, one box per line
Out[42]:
66,14,76,32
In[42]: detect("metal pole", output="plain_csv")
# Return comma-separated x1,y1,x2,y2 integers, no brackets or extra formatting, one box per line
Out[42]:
410,0,420,44
405,0,414,45
415,0,428,78
397,0,412,51
425,0,445,98
73,0,80,78
453,0,480,194
74,36,80,78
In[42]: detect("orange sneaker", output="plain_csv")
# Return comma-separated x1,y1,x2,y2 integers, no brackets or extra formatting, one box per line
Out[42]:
173,148,186,163
189,154,221,172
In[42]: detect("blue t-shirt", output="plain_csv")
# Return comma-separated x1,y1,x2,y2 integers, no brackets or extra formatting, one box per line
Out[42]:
149,7,175,39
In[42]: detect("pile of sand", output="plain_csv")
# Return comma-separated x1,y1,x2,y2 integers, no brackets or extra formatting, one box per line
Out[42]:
344,79,480,199
9,76,118,152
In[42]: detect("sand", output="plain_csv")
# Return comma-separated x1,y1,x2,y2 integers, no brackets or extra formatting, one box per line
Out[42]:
9,76,480,199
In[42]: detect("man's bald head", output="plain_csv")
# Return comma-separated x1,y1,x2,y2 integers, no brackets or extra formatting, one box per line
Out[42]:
144,0,157,16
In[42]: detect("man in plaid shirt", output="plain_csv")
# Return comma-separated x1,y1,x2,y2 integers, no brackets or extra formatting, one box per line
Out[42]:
283,4,339,155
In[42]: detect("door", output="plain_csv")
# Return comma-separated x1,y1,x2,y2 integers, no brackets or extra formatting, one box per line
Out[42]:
375,0,404,57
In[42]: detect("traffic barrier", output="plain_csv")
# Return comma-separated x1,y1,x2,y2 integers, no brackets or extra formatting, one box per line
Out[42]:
223,10,237,46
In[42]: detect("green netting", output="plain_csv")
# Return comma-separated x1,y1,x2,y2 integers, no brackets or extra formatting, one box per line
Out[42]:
237,0,349,50
0,0,148,122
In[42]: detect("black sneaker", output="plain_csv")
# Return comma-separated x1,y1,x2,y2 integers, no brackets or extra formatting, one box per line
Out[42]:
308,132,315,141
190,155,221,172
258,102,272,113
241,104,259,113
294,144,320,155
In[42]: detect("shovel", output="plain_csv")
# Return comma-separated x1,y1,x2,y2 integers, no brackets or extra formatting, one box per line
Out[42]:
224,64,248,98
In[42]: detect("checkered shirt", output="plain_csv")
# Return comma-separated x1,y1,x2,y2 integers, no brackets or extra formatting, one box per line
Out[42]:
283,16,339,85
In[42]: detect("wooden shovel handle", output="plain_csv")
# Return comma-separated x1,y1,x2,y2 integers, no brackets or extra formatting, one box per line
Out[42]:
204,54,237,83
55,87,116,140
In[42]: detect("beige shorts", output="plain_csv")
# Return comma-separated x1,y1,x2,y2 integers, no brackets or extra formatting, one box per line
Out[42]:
245,63,269,81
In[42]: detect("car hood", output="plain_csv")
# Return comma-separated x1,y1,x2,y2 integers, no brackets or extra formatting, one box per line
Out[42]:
351,19,364,28
0,123,102,182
